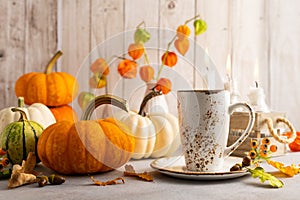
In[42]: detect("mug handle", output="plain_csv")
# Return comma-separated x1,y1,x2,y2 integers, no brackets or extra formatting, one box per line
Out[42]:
224,102,255,157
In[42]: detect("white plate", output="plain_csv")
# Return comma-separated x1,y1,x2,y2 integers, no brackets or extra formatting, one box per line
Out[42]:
150,156,249,180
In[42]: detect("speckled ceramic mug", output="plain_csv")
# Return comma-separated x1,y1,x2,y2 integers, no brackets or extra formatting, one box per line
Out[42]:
177,90,255,172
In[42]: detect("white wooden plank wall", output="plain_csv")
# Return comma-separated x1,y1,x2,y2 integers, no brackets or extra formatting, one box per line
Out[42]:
0,0,300,130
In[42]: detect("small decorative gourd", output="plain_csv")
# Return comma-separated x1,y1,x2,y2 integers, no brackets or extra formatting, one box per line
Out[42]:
0,108,44,165
37,95,135,175
82,90,180,159
0,97,56,134
49,105,78,122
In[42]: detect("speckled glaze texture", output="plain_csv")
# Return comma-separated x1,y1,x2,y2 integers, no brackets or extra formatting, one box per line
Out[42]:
177,90,255,172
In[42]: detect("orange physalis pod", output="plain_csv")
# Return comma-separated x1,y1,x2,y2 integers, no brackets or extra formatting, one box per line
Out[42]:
128,43,144,60
174,37,190,56
117,59,137,79
161,51,177,67
155,78,172,94
139,66,154,82
90,58,110,76
176,24,191,39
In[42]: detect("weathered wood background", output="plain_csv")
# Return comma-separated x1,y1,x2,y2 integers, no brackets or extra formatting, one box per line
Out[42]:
1,0,300,130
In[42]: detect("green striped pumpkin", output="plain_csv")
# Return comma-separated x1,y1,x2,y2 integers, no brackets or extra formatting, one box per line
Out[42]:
0,108,44,165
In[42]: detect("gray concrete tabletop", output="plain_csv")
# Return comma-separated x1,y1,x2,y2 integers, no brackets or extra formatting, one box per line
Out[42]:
1,152,300,200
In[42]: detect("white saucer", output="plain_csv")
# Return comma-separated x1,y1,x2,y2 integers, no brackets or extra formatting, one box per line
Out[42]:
150,156,249,180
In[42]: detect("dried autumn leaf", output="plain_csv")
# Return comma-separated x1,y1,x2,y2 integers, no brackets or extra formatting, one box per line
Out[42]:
248,167,283,188
89,176,124,186
23,152,36,174
267,160,300,177
124,164,153,182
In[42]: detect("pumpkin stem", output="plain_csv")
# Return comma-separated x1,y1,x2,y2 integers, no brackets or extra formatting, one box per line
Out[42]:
45,51,63,74
17,97,25,108
11,108,28,121
81,94,129,120
138,89,162,117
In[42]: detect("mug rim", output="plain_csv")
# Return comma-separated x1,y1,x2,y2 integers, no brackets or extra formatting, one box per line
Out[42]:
177,89,226,94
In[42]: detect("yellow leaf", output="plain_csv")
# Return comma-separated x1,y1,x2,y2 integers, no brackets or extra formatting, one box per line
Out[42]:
267,160,300,177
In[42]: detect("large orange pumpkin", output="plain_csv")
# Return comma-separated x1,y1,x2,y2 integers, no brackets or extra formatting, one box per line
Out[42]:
37,95,135,175
49,105,78,122
15,51,79,107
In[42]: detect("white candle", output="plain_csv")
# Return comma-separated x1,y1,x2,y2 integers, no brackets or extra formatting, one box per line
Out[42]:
247,81,269,112
248,61,269,112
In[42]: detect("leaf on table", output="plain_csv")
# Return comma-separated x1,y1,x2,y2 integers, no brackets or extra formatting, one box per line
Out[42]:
7,152,38,189
89,176,125,186
267,160,300,177
23,152,36,174
8,165,36,189
248,167,284,188
123,164,153,182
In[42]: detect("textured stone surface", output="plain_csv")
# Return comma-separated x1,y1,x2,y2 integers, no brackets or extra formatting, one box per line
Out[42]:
1,152,300,200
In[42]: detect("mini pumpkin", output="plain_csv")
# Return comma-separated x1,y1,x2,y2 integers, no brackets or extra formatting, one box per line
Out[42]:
49,105,78,122
0,108,44,165
82,91,180,160
0,97,56,134
15,51,79,107
37,95,135,175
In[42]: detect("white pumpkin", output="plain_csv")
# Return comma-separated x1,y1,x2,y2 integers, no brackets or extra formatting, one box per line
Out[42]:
0,97,56,134
81,92,180,159
114,110,180,159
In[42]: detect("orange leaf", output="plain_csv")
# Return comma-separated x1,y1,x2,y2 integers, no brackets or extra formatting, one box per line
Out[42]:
89,176,125,186
124,164,153,182
267,160,300,177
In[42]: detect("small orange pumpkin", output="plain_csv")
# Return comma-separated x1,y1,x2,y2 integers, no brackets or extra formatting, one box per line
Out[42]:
128,43,144,60
117,59,137,79
37,95,135,175
161,51,178,67
15,51,79,107
49,105,78,122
